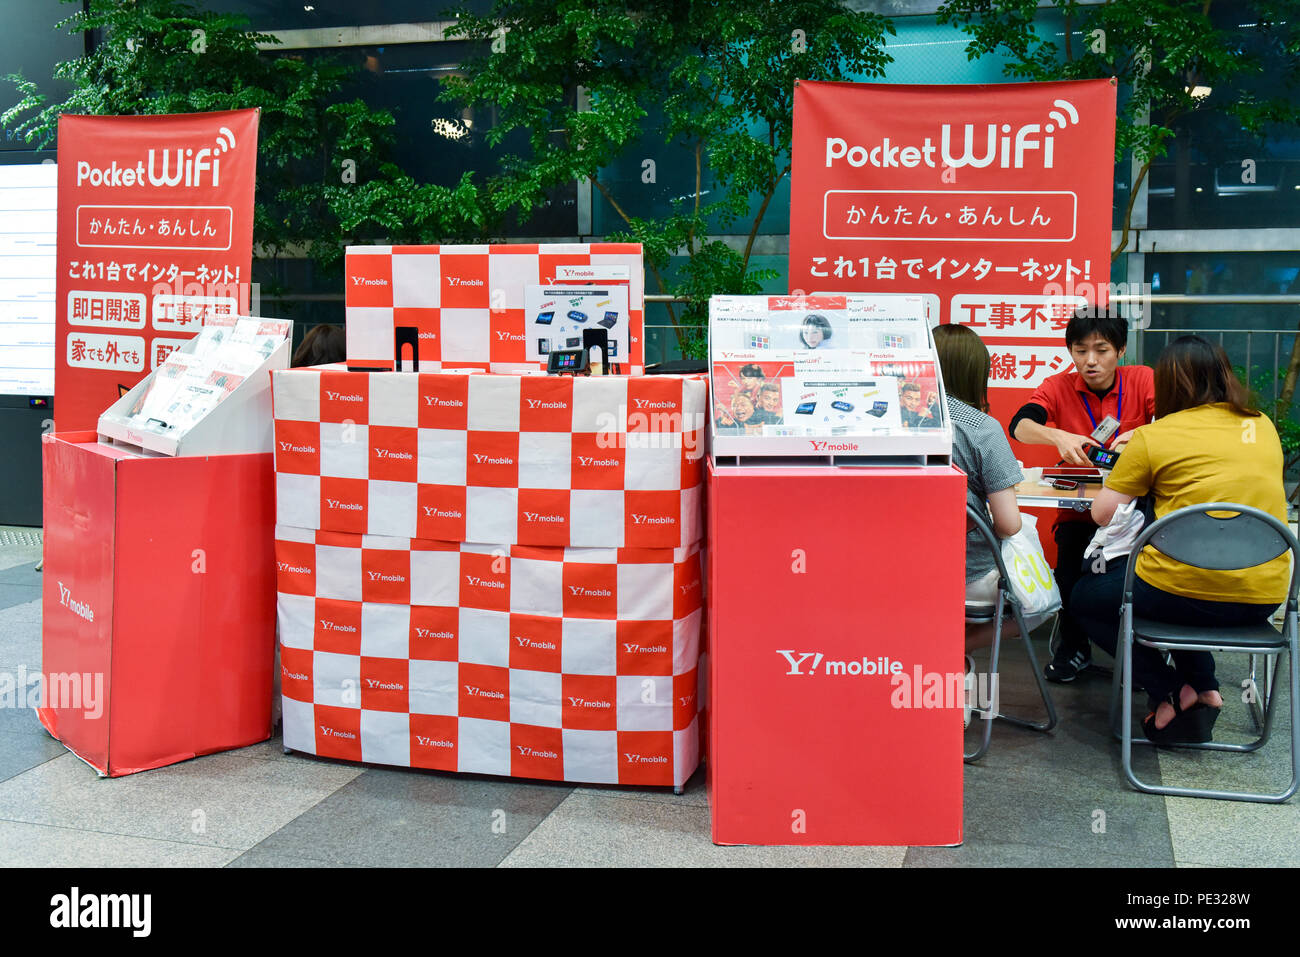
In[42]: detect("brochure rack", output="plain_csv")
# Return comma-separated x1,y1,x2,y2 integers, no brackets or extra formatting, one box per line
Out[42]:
38,317,289,775
708,294,952,466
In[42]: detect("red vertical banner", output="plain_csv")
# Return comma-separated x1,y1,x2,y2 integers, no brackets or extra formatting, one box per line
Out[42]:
790,80,1117,462
54,109,259,430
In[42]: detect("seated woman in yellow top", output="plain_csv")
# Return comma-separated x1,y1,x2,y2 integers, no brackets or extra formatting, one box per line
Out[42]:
1072,336,1289,744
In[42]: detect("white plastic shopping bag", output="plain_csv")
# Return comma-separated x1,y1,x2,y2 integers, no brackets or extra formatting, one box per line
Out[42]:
1000,513,1062,618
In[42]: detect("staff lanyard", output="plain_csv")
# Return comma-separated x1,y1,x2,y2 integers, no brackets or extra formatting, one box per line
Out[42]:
1079,370,1121,441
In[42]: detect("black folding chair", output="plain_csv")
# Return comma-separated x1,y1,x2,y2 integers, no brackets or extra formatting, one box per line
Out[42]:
964,505,1059,763
1110,503,1300,803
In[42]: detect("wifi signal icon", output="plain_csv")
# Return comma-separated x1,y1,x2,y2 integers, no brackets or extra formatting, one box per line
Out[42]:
214,126,237,154
1046,99,1078,132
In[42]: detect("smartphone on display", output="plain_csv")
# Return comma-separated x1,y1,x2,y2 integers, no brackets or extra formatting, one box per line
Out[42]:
795,401,817,415
535,311,554,325
1086,444,1120,469
1051,478,1080,490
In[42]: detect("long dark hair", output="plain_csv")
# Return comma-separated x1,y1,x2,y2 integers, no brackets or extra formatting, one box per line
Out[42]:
292,324,347,368
1153,335,1258,419
932,323,990,413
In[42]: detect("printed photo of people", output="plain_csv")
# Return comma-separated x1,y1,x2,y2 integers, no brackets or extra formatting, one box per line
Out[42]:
868,358,942,429
796,312,834,350
712,360,789,433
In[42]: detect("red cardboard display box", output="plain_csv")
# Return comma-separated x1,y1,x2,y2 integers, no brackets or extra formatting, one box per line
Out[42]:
707,462,966,845
38,432,277,776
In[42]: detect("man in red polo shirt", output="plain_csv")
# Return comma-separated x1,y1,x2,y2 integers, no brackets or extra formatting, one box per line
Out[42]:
1010,311,1155,682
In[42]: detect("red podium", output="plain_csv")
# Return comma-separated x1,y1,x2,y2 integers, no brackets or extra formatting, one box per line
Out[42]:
707,462,966,845
38,432,277,776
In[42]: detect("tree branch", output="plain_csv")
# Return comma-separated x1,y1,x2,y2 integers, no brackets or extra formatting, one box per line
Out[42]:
1112,155,1151,261
592,174,681,346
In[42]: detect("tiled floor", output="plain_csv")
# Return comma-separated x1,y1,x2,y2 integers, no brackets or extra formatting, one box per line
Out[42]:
1,532,1295,868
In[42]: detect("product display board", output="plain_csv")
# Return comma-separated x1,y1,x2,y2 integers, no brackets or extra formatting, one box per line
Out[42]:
707,461,965,845
98,315,290,456
345,243,645,375
523,284,630,362
54,109,260,430
709,294,950,462
272,368,704,548
272,368,707,787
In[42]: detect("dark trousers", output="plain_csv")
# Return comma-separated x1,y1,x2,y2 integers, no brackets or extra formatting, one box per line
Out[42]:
1070,566,1277,704
1053,520,1096,654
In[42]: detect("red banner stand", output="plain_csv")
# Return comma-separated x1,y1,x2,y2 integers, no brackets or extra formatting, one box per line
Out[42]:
707,462,966,845
37,432,276,775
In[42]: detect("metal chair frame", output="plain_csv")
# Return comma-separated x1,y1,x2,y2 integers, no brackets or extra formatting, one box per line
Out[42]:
1108,502,1300,803
963,505,1059,763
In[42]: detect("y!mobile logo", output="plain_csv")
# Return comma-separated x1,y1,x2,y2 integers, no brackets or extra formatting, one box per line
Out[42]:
623,753,667,764
50,887,151,937
523,512,565,523
324,391,363,402
414,627,455,639
320,726,356,739
447,277,484,287
466,685,504,699
351,275,388,286
57,581,94,622
465,576,505,589
776,650,904,677
367,571,405,583
416,735,454,747
365,679,404,691
375,449,412,460
623,643,667,653
326,499,363,511
473,454,514,465
825,99,1080,170
515,636,556,650
810,440,859,452
320,620,356,632
278,441,316,453
633,398,677,410
516,746,559,758
569,585,611,597
631,514,674,525
75,126,239,191
567,697,611,708
423,506,463,518
277,561,311,574
495,331,523,341
578,456,618,467
424,396,464,407
525,398,567,410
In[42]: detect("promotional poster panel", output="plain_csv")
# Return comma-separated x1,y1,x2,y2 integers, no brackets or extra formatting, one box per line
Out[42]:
790,79,1116,463
708,294,945,453
54,109,259,430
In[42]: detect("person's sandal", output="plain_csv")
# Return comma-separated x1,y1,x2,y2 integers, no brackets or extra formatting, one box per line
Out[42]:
1179,702,1220,743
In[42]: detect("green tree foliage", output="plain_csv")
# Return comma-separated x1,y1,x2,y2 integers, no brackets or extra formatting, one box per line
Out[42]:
443,0,895,355
3,0,488,281
935,0,1300,260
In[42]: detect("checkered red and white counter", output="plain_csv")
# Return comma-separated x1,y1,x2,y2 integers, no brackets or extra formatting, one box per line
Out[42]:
271,368,708,787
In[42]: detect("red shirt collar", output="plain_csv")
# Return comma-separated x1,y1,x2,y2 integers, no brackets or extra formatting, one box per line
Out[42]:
1070,367,1120,396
